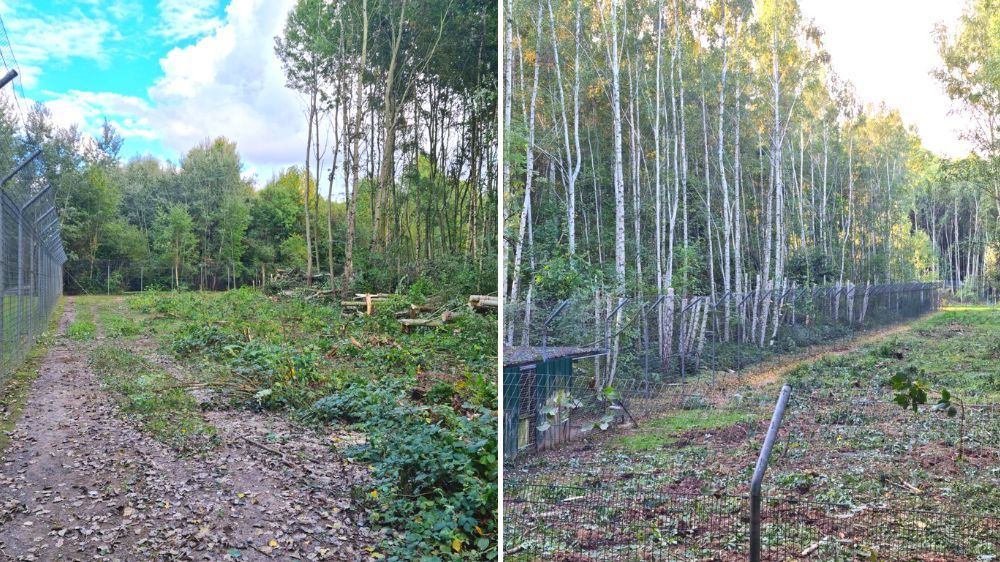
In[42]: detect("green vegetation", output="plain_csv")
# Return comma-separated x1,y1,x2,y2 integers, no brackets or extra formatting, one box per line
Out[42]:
513,307,1000,557
933,0,1000,296
0,0,496,301
787,306,1000,401
67,300,97,341
66,321,96,341
0,298,64,453
89,344,218,454
617,408,748,451
128,288,498,560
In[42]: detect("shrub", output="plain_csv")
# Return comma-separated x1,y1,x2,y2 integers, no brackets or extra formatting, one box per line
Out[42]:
171,324,235,357
305,379,406,424
361,404,498,561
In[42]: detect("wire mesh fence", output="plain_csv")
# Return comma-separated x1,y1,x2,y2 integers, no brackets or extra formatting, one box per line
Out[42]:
503,482,1000,561
62,258,331,294
0,47,67,382
63,259,245,294
503,282,940,459
503,387,1000,560
0,160,67,378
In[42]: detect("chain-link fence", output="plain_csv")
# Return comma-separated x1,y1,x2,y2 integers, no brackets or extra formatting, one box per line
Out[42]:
0,66,68,382
63,259,247,294
504,282,939,460
504,482,999,561
0,160,67,377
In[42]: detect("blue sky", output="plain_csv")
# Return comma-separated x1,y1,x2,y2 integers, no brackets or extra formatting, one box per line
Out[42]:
0,0,304,185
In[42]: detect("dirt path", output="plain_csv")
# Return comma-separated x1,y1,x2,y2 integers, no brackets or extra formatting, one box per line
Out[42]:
0,298,376,561
701,320,920,405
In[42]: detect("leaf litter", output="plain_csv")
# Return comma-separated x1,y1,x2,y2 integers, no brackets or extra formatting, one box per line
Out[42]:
0,299,382,561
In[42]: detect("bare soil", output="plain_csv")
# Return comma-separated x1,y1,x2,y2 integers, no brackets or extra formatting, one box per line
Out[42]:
704,321,920,404
0,298,377,561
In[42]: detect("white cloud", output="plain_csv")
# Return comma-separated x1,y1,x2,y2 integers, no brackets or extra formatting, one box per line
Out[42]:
106,0,143,22
40,90,155,140
21,0,306,184
148,0,305,175
0,8,113,67
156,0,223,41
15,64,41,90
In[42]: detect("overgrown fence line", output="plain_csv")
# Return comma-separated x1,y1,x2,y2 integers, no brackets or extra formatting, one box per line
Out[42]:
503,282,939,459
64,258,243,294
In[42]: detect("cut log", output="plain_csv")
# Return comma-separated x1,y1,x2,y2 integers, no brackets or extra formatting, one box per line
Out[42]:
394,304,437,319
399,319,443,327
341,295,389,315
399,318,445,333
468,295,499,311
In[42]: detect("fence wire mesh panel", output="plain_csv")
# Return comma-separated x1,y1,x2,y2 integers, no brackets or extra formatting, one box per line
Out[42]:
0,168,67,380
503,283,939,459
63,259,248,294
503,387,1000,560
504,483,746,561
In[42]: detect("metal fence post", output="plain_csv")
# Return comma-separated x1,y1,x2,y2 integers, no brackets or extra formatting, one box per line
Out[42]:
750,384,792,562
542,299,571,353
16,203,22,348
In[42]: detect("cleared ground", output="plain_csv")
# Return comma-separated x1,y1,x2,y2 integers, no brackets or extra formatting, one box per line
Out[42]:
2,292,497,561
0,296,373,560
506,306,1000,560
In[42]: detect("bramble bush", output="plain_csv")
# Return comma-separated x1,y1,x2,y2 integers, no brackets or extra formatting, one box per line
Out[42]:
311,389,498,561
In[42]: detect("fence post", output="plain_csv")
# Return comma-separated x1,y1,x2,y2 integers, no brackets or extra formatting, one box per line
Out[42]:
16,202,23,348
750,384,791,562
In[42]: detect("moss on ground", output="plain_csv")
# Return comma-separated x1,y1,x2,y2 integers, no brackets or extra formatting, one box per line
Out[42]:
0,297,65,454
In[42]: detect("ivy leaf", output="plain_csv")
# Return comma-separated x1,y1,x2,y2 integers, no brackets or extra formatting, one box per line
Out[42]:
890,372,908,390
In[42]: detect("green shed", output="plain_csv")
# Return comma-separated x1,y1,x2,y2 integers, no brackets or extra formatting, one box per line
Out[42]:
503,346,607,460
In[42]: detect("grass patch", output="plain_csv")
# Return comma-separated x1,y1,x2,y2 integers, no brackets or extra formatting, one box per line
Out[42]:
617,409,748,451
67,298,97,341
95,297,143,338
67,321,97,341
89,344,217,454
0,297,64,454
103,314,142,338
